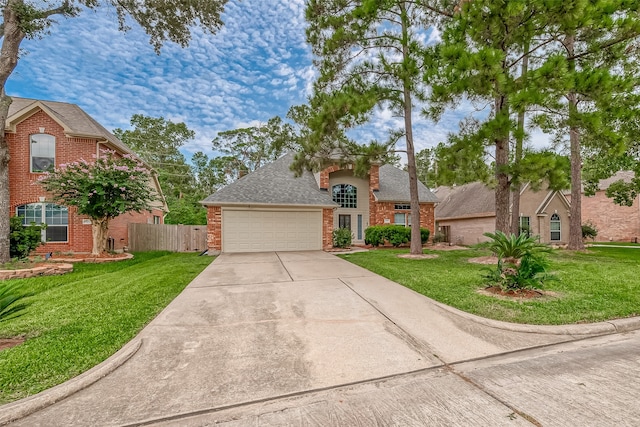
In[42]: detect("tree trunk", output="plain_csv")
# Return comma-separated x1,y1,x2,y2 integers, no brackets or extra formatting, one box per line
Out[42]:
511,48,529,235
0,1,27,263
494,94,510,233
90,218,109,256
400,2,422,255
566,35,585,250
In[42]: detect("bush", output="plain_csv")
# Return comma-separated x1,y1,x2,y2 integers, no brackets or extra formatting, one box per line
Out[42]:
332,227,353,248
420,228,430,244
10,216,45,260
582,221,598,240
480,231,554,291
364,225,429,247
432,232,445,243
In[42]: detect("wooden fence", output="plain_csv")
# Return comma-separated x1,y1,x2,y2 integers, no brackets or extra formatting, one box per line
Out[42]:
128,223,208,252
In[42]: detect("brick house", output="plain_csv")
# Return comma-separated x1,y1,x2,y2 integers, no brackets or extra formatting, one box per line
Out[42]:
577,171,640,242
6,97,167,254
434,181,571,245
201,153,438,253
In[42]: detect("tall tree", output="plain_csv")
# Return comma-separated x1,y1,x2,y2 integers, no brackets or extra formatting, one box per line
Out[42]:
0,0,229,262
296,0,451,255
428,0,541,233
211,116,299,180
531,2,640,249
114,115,205,224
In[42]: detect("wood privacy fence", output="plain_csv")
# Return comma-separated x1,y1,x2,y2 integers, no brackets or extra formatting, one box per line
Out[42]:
128,223,208,252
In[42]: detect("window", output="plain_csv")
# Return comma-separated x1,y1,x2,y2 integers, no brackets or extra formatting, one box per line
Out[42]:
16,203,68,242
519,216,531,236
153,215,161,224
332,184,357,208
338,214,351,230
30,134,55,173
394,204,410,210
394,213,411,226
550,213,561,241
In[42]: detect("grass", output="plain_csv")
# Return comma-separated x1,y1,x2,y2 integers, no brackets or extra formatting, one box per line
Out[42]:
0,251,213,404
340,246,640,326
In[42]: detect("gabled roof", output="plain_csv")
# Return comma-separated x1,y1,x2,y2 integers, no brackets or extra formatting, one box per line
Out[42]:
201,153,338,207
374,165,439,203
6,97,132,154
435,182,495,219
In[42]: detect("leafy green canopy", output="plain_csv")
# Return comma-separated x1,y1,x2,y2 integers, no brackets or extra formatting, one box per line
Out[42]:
38,150,156,221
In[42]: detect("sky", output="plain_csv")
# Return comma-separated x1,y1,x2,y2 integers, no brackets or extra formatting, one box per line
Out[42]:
7,0,546,162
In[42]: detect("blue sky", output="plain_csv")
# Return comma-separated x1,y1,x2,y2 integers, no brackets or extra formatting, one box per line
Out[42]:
7,1,546,162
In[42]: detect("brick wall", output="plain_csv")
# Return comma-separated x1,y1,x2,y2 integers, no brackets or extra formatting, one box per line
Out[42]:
582,191,640,242
319,165,341,190
322,208,334,249
369,200,436,236
206,206,222,253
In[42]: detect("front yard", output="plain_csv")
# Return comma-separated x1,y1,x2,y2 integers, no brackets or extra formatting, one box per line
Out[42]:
0,252,213,404
340,246,640,325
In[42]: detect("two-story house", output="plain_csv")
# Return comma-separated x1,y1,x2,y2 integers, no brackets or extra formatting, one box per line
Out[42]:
6,97,167,254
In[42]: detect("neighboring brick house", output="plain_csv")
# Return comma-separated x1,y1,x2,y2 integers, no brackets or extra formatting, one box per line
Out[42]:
576,171,640,242
201,153,438,253
6,97,167,254
434,182,571,245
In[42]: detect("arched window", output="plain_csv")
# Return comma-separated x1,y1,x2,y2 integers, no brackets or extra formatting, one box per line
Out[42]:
332,184,357,208
550,213,561,241
16,203,68,242
30,134,56,172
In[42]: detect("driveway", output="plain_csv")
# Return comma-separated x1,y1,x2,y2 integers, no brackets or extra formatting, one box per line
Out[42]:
1,251,627,426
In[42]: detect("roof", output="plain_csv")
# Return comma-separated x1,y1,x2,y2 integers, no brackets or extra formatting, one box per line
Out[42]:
593,171,635,191
435,182,495,219
374,165,439,203
6,97,133,154
201,153,338,207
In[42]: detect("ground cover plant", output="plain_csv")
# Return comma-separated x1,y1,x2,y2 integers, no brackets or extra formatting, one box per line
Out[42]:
0,251,213,404
340,246,640,326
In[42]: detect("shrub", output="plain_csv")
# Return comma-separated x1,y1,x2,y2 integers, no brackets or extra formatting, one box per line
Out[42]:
582,221,598,240
480,231,554,291
432,232,445,243
420,228,430,244
365,225,385,246
332,227,353,248
10,216,45,260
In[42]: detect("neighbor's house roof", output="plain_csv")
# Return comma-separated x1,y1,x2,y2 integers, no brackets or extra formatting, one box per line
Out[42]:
435,182,495,220
374,164,439,203
6,97,168,212
6,97,133,155
201,153,338,207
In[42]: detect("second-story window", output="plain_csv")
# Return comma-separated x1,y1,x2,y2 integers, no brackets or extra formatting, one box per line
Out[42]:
30,134,56,173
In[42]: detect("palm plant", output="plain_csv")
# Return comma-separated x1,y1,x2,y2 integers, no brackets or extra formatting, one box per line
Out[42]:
481,231,550,264
0,283,30,322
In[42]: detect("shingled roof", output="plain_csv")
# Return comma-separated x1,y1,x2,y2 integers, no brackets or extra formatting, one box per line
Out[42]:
374,164,439,203
201,153,338,207
435,182,495,219
7,97,132,154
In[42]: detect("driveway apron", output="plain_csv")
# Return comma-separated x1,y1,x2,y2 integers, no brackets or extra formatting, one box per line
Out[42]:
6,251,580,426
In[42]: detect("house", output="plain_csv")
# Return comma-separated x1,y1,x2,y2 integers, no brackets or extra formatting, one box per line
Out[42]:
201,153,438,253
6,97,167,253
434,182,571,245
578,171,640,242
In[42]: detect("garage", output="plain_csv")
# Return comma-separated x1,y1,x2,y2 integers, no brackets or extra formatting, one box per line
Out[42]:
222,209,322,253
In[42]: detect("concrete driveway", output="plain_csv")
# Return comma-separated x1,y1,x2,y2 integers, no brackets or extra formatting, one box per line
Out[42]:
1,251,632,426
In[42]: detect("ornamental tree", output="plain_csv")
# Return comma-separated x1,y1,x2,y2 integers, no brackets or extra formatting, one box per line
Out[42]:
0,0,229,262
38,151,157,255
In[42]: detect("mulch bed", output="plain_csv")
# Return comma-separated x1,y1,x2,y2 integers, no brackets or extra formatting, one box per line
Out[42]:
478,286,559,300
39,252,133,263
468,256,499,264
397,254,439,260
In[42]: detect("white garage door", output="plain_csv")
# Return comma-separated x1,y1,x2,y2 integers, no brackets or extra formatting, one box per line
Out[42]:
222,209,322,253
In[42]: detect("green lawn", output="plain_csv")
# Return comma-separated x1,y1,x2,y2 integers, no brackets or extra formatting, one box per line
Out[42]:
0,252,213,404
340,246,640,326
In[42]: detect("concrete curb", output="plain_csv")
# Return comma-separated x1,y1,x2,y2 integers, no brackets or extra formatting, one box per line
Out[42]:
0,338,142,426
428,297,640,336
